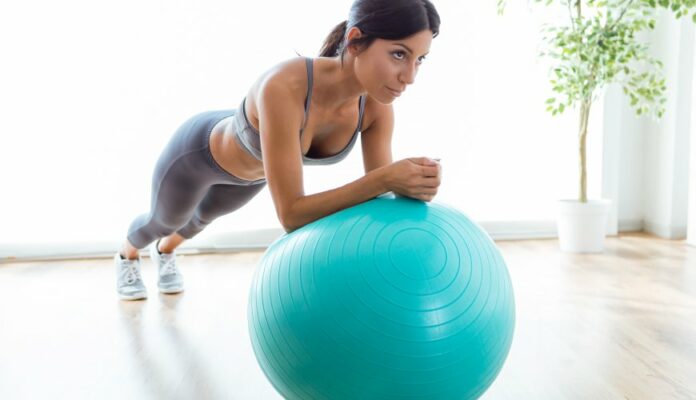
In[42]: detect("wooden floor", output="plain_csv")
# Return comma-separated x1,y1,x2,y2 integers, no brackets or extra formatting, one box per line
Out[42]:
0,233,694,399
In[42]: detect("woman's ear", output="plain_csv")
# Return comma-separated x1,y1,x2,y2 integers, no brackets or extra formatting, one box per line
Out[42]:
346,26,362,42
345,27,363,56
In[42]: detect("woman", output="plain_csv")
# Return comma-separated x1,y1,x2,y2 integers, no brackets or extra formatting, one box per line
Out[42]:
116,0,442,300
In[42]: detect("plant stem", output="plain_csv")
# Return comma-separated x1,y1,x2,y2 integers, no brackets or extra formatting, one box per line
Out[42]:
579,99,591,203
607,0,636,31
568,0,577,31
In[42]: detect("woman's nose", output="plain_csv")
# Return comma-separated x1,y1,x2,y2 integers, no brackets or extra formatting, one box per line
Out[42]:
399,63,417,86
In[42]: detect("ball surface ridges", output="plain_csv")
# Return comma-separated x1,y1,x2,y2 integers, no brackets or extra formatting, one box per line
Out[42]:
248,196,515,400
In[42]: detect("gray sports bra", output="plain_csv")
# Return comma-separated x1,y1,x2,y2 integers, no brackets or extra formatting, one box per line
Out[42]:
232,57,367,166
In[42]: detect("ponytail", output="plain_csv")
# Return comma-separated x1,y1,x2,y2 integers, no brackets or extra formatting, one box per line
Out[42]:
319,20,348,58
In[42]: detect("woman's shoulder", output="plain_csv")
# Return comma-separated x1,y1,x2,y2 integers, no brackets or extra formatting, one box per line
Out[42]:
244,56,309,123
249,56,309,100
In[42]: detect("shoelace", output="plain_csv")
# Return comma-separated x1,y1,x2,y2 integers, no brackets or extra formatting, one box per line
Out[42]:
160,257,179,276
122,263,142,285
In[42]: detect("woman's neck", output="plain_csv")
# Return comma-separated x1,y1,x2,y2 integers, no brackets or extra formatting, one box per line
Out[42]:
310,56,366,113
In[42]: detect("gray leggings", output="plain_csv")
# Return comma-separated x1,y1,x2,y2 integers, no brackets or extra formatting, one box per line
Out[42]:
127,109,267,249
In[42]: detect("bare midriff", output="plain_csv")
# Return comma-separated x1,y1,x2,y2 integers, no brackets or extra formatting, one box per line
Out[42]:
209,117,267,182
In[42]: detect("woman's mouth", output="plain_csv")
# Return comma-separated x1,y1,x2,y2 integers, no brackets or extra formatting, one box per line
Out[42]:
386,87,402,97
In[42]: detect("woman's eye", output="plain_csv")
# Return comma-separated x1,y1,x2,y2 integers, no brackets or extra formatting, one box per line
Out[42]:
392,51,406,60
392,51,426,64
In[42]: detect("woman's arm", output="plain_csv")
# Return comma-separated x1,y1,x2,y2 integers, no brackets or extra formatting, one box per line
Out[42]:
258,79,390,233
282,171,388,232
360,98,442,203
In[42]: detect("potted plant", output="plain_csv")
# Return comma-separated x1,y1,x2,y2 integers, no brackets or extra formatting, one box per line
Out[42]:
497,0,696,252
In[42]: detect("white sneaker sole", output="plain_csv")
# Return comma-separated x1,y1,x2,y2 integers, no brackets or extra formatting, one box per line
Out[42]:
119,291,148,301
159,286,184,294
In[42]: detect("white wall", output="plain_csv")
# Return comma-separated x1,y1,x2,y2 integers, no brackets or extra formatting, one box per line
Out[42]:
689,108,696,245
688,25,696,247
689,129,696,246
602,30,657,235
1,1,599,260
604,12,694,241
3,2,694,260
603,83,645,235
640,12,694,239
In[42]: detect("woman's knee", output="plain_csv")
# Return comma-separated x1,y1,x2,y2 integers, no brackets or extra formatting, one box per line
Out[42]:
129,213,188,242
176,214,209,238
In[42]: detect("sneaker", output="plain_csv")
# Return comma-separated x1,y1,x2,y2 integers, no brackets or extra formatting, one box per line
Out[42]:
115,253,147,300
150,240,184,294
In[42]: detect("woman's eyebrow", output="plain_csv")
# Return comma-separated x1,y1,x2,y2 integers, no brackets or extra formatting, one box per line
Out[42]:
393,43,430,56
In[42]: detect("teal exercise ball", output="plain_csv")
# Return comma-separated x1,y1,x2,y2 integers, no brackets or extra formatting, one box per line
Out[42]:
248,196,515,400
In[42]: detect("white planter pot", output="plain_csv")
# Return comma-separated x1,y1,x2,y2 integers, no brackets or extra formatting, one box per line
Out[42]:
556,199,612,253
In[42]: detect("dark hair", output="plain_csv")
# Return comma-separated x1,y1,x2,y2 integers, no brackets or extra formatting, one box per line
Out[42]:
318,0,440,67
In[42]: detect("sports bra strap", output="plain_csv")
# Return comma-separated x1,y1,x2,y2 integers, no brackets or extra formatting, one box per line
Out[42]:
300,57,313,133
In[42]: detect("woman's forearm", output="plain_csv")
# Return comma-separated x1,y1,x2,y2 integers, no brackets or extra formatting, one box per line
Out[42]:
283,167,389,232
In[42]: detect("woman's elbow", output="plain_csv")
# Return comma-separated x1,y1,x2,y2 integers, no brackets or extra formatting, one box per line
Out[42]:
277,198,305,233
279,211,299,233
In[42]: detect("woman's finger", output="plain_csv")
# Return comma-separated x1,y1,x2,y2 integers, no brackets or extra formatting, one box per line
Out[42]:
420,176,441,187
418,187,438,195
421,165,440,177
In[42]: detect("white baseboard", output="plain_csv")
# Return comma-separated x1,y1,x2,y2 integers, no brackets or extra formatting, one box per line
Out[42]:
0,229,284,264
618,218,644,233
0,220,649,263
480,220,558,240
643,220,688,239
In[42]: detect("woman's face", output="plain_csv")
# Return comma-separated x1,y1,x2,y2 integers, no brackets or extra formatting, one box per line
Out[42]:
350,29,433,104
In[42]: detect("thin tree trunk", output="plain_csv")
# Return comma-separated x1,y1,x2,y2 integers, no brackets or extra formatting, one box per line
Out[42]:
578,99,591,203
